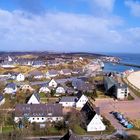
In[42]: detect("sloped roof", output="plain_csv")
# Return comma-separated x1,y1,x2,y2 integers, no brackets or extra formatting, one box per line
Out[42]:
59,96,77,102
6,83,17,89
33,93,40,102
81,102,97,125
104,77,116,91
15,104,63,117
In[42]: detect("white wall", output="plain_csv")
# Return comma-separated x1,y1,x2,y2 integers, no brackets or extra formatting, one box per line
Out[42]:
14,116,63,123
59,102,75,107
87,114,106,132
27,94,40,104
76,95,88,108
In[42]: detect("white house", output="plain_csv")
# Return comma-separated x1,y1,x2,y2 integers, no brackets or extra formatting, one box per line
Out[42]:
46,70,59,78
48,79,57,88
81,102,106,132
87,114,106,132
76,92,88,108
20,84,34,92
60,69,71,76
115,84,129,100
14,104,63,123
4,83,17,94
56,86,65,95
0,94,5,105
59,97,76,107
104,77,129,100
16,73,25,82
39,86,50,93
27,93,40,104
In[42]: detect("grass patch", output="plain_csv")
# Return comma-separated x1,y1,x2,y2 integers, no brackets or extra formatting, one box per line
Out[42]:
127,94,134,100
2,126,14,133
39,92,47,98
72,124,86,135
40,98,48,103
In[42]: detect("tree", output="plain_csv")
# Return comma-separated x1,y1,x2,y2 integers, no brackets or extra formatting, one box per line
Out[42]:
50,89,56,97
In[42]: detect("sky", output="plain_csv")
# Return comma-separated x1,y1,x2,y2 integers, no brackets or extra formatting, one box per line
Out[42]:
0,0,140,53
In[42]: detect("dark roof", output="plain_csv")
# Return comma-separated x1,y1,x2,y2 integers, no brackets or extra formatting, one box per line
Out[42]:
76,91,83,99
15,104,63,117
104,77,116,91
59,97,77,102
48,70,59,75
32,61,45,65
81,102,98,125
29,70,43,76
0,94,4,102
104,77,127,91
6,83,17,89
60,130,82,140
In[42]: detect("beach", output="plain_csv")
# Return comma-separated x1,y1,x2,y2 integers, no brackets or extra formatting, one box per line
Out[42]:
127,71,140,89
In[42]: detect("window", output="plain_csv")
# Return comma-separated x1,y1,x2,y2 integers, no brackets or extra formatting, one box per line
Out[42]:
33,118,34,120
42,118,44,120
37,118,39,120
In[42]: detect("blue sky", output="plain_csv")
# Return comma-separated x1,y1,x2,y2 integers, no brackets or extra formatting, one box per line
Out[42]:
0,0,140,53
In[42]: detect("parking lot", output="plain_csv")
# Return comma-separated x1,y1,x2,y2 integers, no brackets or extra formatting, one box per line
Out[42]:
94,98,140,129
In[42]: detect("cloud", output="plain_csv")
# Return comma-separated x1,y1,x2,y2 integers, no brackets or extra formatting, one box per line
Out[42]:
85,0,116,16
0,9,139,53
125,0,140,17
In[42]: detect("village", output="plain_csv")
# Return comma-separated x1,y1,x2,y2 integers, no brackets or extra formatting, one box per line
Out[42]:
0,53,139,140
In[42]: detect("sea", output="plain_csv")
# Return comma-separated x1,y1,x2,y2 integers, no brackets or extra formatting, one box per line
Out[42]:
102,53,140,72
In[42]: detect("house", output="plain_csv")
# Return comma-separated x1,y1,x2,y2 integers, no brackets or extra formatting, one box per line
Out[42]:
29,70,44,79
32,61,46,68
27,93,40,104
72,79,85,89
4,83,17,94
55,86,65,96
0,94,5,105
60,69,72,76
104,77,129,100
16,73,25,82
46,70,59,78
14,104,63,123
60,130,83,140
39,85,50,93
72,78,94,93
81,102,106,132
59,96,77,107
1,61,15,68
20,84,34,92
48,79,57,88
76,92,88,108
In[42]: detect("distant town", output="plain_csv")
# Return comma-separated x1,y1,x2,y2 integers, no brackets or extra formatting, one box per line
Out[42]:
0,52,139,140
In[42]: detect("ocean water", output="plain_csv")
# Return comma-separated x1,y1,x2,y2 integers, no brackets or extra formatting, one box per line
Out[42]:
103,53,140,72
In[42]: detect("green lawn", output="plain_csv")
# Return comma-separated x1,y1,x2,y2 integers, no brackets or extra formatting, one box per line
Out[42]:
72,124,86,135
2,126,14,133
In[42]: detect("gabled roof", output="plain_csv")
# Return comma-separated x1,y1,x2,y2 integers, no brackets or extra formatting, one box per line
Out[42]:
15,104,63,117
6,83,17,89
47,69,59,75
104,77,116,91
29,70,43,76
81,102,98,125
